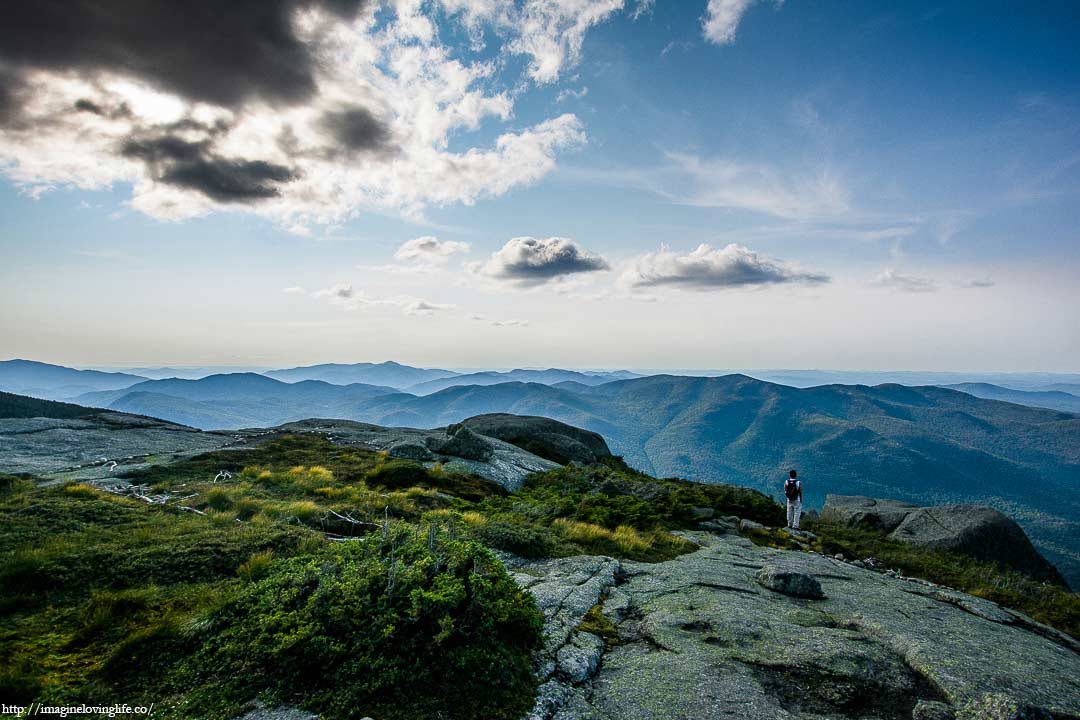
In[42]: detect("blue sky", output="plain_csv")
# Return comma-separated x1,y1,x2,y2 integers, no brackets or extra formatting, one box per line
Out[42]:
1,0,1077,370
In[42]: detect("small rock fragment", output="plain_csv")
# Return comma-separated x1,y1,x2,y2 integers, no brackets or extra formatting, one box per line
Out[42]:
755,564,825,599
556,631,605,683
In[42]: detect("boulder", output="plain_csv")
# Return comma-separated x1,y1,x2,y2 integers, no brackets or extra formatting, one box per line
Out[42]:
387,440,435,461
755,565,825,599
821,494,919,533
452,413,612,465
424,426,493,462
822,495,1066,587
889,506,1067,586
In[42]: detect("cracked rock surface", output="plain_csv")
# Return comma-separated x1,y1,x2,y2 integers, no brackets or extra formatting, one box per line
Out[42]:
511,532,1080,720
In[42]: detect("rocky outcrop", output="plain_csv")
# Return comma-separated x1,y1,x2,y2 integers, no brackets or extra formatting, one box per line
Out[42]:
820,495,920,533
0,412,234,481
268,419,559,491
890,505,1065,585
823,495,1067,587
510,531,1080,720
504,554,621,720
452,414,613,465
0,414,563,492
424,425,494,461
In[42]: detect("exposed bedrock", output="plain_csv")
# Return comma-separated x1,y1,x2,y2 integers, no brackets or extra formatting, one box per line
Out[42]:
508,532,1080,720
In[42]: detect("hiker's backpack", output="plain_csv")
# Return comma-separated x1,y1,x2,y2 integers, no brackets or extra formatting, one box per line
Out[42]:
784,479,800,501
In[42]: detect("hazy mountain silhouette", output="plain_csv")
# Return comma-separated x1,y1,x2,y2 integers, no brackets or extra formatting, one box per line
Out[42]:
403,368,641,395
264,361,458,388
943,383,1080,414
74,373,399,429
0,359,145,400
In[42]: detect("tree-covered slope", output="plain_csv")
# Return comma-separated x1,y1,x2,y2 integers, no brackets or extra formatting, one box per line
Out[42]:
0,390,105,419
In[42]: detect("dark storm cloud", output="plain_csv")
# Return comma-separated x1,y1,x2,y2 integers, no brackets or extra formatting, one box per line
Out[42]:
320,106,393,153
121,135,296,203
73,99,104,115
0,66,25,127
73,97,135,121
0,0,370,109
479,237,611,286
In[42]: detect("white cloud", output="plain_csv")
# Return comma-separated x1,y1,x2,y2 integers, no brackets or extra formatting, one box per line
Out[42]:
469,313,530,327
871,268,938,293
664,152,850,220
313,282,459,316
394,236,471,264
403,298,456,316
702,0,758,45
631,0,655,20
0,3,594,230
506,0,625,83
282,286,306,295
472,236,611,287
620,243,830,289
556,86,589,103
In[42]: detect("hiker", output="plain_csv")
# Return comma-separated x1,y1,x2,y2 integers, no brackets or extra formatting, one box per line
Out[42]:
784,469,802,529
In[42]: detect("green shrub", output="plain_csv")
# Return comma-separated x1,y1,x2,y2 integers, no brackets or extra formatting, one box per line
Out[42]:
469,519,559,558
509,464,786,532
180,526,543,720
365,460,432,490
0,474,34,495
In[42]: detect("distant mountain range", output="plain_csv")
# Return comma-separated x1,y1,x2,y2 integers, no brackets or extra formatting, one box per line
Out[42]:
357,375,1080,584
403,368,640,395
2,362,1079,585
741,369,1080,391
0,359,147,400
943,383,1080,414
74,373,399,429
264,361,459,388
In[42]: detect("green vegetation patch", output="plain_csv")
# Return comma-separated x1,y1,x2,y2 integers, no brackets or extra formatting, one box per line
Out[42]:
178,527,542,720
520,464,785,528
0,433,786,717
126,434,504,502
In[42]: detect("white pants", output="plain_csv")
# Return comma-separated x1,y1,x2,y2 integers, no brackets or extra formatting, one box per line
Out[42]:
787,500,802,529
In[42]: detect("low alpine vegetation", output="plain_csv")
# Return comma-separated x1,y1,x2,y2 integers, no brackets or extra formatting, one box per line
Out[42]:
3,433,768,718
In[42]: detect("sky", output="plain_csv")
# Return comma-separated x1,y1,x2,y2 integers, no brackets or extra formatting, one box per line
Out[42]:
1,0,1078,371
